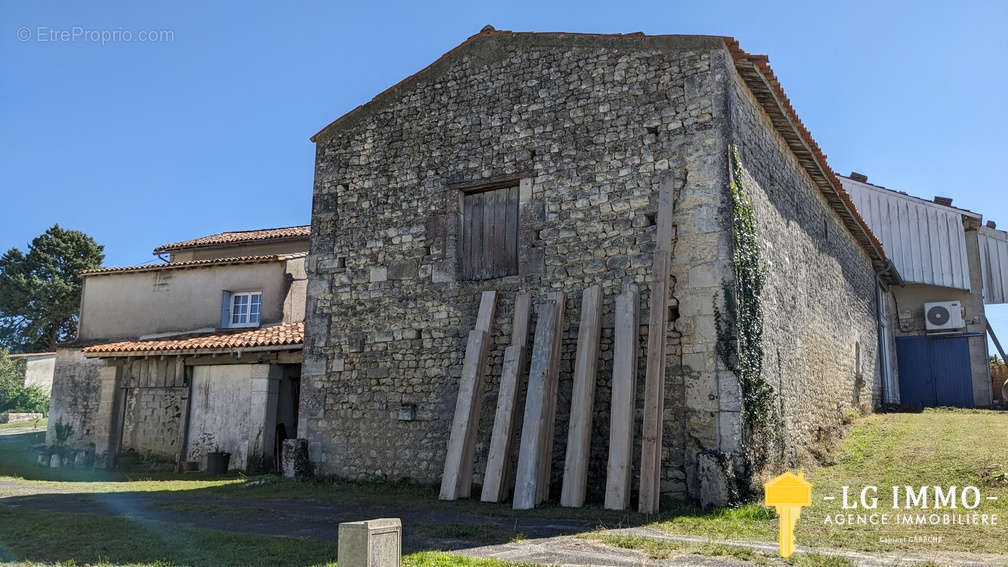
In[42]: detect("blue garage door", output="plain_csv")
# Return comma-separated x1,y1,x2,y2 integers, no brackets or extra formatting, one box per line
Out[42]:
895,336,974,409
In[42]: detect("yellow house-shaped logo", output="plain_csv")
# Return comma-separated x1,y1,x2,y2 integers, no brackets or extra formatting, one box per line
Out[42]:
764,471,812,507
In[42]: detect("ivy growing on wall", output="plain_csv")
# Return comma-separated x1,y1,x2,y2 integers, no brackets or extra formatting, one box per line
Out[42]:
714,143,782,495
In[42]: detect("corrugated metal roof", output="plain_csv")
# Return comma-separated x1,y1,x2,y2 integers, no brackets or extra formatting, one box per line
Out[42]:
842,177,972,290
980,225,1008,304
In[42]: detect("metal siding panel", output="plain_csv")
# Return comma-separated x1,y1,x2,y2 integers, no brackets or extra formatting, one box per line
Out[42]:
952,213,969,289
927,208,943,286
898,199,913,280
957,225,971,290
995,237,1003,302
985,233,1001,303
991,238,1000,303
945,213,963,289
920,206,932,284
909,200,926,283
983,232,996,302
996,238,1005,303
957,220,971,290
982,234,995,302
882,193,899,274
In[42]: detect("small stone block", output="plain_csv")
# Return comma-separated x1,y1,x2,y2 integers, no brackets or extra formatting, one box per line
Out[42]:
337,518,402,567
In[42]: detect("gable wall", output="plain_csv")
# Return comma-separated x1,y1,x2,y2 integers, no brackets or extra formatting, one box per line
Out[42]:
305,35,736,500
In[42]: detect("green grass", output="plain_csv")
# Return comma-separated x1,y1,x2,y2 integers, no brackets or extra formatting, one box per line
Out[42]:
2,409,1004,564
0,428,242,492
414,523,523,545
0,505,339,566
403,552,539,567
0,418,46,432
584,533,858,566
0,506,533,567
651,408,1008,555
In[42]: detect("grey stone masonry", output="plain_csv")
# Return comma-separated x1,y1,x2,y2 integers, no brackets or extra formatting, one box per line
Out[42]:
727,69,881,469
303,30,882,504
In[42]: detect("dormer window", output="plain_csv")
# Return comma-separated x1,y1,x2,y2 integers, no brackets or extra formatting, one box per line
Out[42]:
220,291,261,328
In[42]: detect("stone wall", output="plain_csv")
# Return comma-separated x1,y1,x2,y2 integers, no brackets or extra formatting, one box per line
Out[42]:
305,33,734,500
23,354,56,394
726,68,881,468
47,348,104,446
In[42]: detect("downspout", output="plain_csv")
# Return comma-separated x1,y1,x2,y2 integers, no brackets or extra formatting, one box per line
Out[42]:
874,273,889,406
875,260,903,406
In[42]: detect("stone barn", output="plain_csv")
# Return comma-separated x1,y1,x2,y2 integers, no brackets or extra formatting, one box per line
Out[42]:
301,28,895,505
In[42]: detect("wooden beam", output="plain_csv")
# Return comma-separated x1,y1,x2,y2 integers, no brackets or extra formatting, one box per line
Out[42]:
639,251,670,514
560,285,602,508
605,283,639,510
480,344,524,502
513,300,560,510
537,291,565,505
458,291,498,495
439,329,491,500
481,293,532,503
640,181,675,514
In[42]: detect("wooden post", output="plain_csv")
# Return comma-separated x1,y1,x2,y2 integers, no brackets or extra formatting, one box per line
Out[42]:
440,330,489,500
440,291,497,500
513,300,559,510
481,293,532,503
537,291,565,505
502,293,532,494
560,285,602,507
458,291,498,495
639,182,675,515
605,284,639,510
481,345,524,502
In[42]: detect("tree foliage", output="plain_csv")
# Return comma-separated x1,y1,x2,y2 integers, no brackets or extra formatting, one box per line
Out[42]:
0,347,26,403
0,347,47,414
0,225,104,351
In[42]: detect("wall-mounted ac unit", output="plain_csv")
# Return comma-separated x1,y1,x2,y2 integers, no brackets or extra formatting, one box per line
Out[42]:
924,301,965,332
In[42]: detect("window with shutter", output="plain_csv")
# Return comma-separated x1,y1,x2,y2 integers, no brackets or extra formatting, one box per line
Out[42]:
460,185,519,280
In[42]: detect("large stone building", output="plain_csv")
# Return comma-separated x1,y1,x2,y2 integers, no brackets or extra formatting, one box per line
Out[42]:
301,29,895,504
49,226,308,470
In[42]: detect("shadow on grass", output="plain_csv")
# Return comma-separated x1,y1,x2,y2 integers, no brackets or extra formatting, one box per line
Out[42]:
0,429,240,484
0,429,767,565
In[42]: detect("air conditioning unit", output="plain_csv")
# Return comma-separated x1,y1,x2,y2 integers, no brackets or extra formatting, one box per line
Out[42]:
924,301,965,332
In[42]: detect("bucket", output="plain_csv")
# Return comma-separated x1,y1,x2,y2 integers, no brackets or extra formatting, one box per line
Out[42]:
205,452,231,475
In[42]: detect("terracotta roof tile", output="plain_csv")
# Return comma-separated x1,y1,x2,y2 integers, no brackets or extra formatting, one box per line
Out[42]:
721,38,889,272
153,225,310,253
79,253,306,277
82,322,304,356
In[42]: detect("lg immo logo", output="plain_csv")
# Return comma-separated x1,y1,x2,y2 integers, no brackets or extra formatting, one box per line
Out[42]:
764,472,812,558
764,473,999,558
822,485,999,527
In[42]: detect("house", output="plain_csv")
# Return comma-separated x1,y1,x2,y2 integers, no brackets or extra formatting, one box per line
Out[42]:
9,352,56,394
300,28,896,505
842,173,1008,408
48,225,309,471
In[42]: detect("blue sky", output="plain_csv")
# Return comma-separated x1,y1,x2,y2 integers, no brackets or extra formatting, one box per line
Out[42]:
2,0,1007,351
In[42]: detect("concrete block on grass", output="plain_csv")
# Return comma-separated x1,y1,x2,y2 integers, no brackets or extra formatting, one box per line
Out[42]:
337,518,402,567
